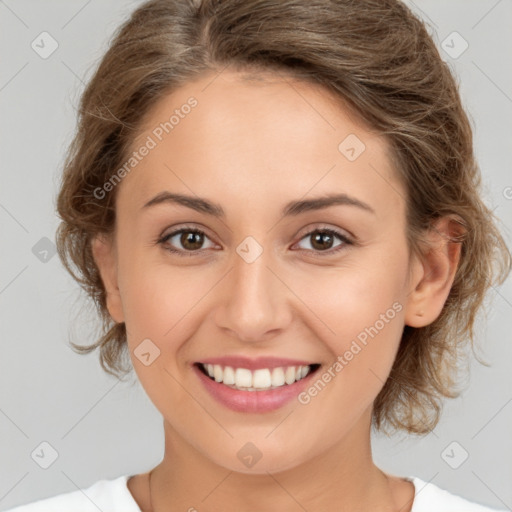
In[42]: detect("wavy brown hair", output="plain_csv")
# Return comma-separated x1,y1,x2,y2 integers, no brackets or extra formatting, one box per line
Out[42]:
55,0,511,435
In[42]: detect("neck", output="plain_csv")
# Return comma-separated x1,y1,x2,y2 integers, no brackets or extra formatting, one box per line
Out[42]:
146,410,410,512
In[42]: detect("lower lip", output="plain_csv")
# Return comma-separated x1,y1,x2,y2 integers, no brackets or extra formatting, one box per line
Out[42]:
193,364,318,413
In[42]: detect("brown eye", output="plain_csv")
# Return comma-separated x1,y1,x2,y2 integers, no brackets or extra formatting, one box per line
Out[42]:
179,231,204,250
159,228,216,255
295,228,352,255
310,231,335,251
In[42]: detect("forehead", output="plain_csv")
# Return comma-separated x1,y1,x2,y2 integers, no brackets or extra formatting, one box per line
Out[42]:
118,69,404,219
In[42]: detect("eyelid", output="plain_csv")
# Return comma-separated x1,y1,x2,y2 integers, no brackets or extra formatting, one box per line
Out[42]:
295,223,354,242
158,221,215,238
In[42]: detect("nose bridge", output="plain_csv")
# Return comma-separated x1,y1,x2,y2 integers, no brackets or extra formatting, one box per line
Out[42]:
216,236,291,341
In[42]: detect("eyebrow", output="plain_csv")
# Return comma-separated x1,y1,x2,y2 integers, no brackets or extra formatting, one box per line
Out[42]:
142,191,376,217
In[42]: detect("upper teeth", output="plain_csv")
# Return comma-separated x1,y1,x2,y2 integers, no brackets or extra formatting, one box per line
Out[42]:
202,364,312,391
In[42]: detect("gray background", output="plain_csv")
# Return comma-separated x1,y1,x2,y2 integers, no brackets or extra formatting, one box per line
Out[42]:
1,0,511,510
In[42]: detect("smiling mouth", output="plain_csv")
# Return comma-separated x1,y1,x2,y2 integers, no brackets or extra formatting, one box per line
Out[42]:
195,362,321,391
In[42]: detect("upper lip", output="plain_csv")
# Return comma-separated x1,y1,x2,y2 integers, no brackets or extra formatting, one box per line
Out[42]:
196,356,318,371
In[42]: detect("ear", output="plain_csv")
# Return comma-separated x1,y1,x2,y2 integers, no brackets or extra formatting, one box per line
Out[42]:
404,216,464,328
91,233,125,324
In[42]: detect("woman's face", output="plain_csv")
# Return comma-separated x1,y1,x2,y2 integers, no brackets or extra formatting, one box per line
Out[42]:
95,69,425,473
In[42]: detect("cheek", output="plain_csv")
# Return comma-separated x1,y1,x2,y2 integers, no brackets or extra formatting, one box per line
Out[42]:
117,248,217,360
300,249,408,389
306,259,406,342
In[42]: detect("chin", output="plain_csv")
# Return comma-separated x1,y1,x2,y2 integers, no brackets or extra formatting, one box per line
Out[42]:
205,442,309,475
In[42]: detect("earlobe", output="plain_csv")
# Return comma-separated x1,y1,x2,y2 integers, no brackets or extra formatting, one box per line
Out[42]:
404,216,463,328
91,234,125,324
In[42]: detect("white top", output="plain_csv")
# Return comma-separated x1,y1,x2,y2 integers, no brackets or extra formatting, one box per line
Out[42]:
3,474,507,512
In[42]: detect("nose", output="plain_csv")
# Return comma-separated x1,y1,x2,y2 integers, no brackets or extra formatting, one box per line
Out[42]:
214,244,293,343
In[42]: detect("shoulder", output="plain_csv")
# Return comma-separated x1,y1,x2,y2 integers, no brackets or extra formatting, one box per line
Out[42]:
408,475,508,512
3,474,139,512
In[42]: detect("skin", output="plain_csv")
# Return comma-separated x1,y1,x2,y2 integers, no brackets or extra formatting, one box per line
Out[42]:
92,68,461,512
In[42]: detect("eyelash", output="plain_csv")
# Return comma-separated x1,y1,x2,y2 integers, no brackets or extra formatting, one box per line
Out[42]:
156,224,353,258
